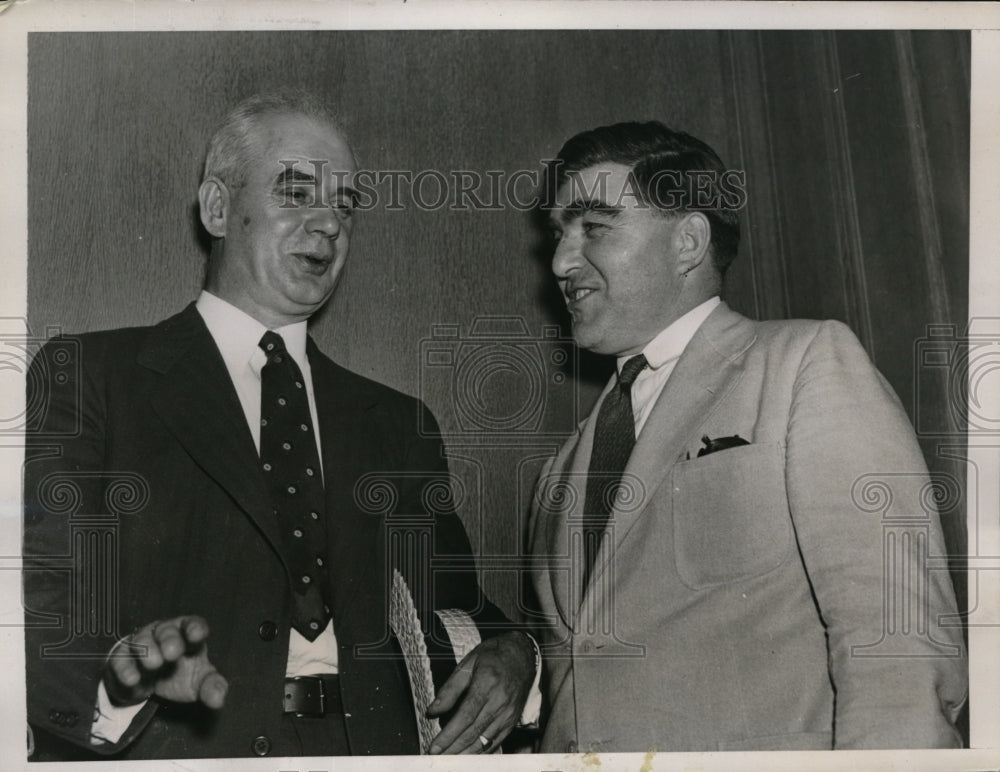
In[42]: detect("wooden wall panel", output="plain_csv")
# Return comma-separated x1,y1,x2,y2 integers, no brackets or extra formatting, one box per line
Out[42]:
836,31,937,392
720,31,790,322
725,31,970,642
28,32,970,632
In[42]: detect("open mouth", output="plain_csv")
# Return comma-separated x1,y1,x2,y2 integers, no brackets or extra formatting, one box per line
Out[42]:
294,253,333,270
565,287,596,304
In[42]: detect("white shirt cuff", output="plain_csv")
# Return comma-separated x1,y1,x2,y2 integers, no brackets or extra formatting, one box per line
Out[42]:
518,632,543,727
89,672,148,745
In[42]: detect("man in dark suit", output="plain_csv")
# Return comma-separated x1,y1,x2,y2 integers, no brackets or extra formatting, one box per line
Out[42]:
528,121,967,751
23,92,536,760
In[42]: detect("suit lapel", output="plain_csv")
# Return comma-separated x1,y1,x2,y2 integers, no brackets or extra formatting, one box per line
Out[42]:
140,304,285,559
582,303,758,603
139,308,392,628
540,424,590,627
308,341,382,629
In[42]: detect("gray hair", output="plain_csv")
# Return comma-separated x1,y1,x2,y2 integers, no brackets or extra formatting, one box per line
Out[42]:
202,91,347,189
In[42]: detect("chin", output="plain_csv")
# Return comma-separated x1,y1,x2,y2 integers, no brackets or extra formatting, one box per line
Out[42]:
575,334,629,357
572,332,608,355
571,315,613,351
289,283,338,306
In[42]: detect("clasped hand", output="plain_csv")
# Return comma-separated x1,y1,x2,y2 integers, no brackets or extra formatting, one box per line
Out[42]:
427,631,536,754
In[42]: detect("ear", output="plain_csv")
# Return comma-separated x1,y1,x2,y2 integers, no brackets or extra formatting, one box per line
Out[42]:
674,212,711,276
198,177,230,239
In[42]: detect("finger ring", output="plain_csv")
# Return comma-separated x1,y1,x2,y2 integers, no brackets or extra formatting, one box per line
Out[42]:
478,734,492,750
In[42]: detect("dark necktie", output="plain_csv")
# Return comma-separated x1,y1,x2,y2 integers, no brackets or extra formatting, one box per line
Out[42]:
582,354,648,587
258,331,331,641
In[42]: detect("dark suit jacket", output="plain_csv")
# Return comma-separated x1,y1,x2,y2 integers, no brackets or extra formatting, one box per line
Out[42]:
23,304,497,759
529,302,967,752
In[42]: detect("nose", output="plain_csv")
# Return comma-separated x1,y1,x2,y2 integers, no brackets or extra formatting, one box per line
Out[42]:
551,232,583,279
305,206,344,239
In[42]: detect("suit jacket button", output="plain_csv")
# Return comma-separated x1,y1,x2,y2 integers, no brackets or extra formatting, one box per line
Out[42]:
567,740,578,753
258,621,278,641
251,735,271,756
48,710,61,724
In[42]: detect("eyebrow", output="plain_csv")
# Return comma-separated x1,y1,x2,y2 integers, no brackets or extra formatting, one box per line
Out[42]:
273,169,359,205
550,199,624,226
275,168,319,186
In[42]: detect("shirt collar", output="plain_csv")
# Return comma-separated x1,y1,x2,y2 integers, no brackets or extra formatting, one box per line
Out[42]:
195,290,310,373
616,296,721,374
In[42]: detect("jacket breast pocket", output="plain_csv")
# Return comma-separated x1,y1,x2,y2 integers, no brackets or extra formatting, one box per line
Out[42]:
671,441,792,589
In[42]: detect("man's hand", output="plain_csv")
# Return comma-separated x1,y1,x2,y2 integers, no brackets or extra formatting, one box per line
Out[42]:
427,631,536,754
103,615,228,709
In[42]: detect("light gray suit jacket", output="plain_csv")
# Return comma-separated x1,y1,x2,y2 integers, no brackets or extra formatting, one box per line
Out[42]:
528,302,966,752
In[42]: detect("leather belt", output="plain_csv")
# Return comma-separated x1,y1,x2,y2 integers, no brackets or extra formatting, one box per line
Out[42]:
283,675,343,717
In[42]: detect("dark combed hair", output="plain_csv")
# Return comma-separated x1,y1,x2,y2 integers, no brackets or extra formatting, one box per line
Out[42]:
547,121,742,275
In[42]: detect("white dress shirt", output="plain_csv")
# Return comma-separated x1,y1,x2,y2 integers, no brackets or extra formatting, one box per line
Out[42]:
194,291,340,677
621,296,721,438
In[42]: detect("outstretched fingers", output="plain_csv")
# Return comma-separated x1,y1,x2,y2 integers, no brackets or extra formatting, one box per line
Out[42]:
104,615,226,708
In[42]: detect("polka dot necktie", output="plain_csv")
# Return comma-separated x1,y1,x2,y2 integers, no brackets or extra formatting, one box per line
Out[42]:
258,331,330,641
582,353,648,588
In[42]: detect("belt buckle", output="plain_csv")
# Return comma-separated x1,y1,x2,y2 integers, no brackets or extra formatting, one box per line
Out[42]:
285,676,326,717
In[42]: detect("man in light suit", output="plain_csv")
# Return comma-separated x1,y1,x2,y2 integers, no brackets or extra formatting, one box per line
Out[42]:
23,92,536,760
528,121,967,751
